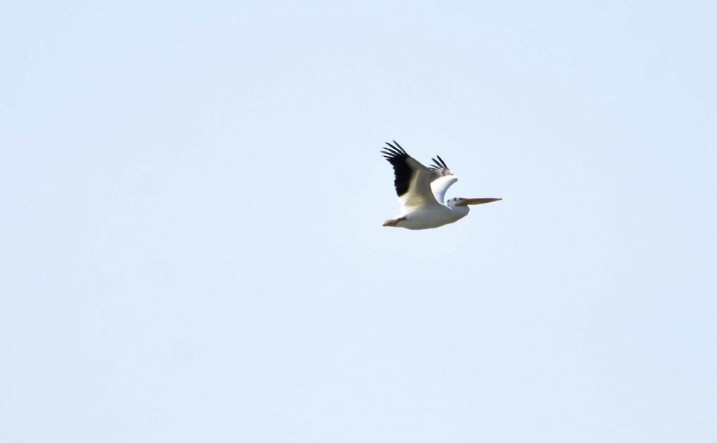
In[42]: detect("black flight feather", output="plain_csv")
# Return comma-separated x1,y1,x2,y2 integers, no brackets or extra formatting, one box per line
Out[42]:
381,141,413,197
430,155,449,170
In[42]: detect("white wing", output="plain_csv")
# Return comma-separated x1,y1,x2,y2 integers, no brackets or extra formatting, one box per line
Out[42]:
430,175,458,204
381,142,443,215
428,155,457,204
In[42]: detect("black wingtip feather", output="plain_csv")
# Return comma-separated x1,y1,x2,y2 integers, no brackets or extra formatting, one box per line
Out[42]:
429,155,449,170
386,141,407,154
381,141,409,160
380,140,412,197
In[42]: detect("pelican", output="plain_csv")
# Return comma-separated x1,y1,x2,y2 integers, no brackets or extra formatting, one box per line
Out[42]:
381,141,501,230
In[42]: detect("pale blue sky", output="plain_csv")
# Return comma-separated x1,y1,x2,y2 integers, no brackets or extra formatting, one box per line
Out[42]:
2,1,716,442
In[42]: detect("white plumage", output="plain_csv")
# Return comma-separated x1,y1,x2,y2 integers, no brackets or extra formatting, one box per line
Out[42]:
381,141,501,230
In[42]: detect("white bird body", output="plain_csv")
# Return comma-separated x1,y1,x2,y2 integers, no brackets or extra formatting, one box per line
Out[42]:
381,141,500,230
395,203,469,230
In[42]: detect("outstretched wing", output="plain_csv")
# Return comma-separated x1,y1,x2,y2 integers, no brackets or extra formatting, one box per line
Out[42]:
381,141,441,213
428,155,458,204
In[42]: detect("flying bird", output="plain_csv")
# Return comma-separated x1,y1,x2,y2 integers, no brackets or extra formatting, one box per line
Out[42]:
381,141,501,230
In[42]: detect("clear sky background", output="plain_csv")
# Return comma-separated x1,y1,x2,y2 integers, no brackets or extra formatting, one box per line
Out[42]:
2,1,715,442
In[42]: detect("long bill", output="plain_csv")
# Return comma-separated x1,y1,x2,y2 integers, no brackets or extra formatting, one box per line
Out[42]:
456,197,502,206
